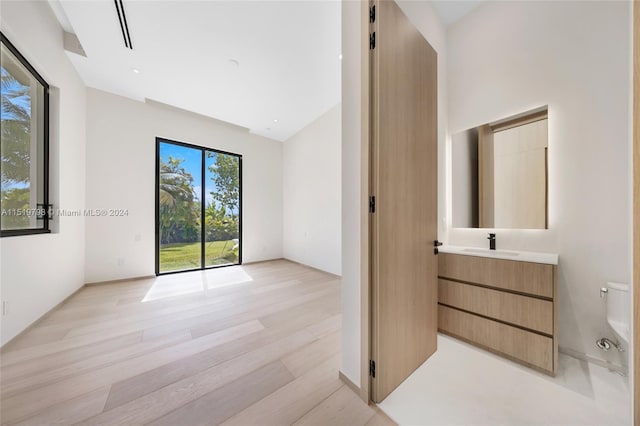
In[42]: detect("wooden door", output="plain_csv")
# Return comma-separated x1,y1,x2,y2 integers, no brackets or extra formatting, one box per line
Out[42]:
369,0,438,402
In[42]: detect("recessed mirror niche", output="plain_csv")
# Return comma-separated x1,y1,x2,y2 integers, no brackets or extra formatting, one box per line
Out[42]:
452,107,548,229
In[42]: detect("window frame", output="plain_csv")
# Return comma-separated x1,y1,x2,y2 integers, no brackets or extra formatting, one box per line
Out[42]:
0,32,51,237
155,137,243,276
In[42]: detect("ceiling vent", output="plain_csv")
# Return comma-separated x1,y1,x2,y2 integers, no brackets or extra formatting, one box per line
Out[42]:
114,0,133,49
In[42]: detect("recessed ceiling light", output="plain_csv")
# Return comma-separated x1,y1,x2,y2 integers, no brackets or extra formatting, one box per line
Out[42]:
338,54,343,60
273,119,278,123
229,59,240,67
132,68,140,74
266,127,271,131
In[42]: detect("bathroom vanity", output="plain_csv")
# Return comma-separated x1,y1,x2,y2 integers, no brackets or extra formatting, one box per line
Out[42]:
437,246,559,375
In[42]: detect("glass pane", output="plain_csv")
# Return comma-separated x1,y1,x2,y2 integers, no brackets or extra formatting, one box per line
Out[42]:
204,151,240,267
158,142,202,272
1,42,46,231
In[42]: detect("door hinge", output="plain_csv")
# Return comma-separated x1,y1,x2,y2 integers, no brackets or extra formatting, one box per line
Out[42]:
369,5,376,23
369,32,376,50
369,360,376,378
434,240,443,255
369,196,376,213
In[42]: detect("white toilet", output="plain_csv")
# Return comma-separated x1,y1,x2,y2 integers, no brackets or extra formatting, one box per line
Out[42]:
602,282,630,349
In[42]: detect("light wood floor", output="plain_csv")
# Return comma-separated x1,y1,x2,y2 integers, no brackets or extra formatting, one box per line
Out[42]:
0,260,393,426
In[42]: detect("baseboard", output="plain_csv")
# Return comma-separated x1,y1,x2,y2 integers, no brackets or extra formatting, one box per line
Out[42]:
338,371,397,424
339,370,360,394
1,284,84,351
242,258,286,265
85,275,155,286
225,258,341,279
559,346,627,375
283,258,342,279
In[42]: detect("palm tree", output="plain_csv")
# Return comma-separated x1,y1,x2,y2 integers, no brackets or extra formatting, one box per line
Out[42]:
1,66,33,229
1,67,31,186
158,157,198,244
159,156,194,206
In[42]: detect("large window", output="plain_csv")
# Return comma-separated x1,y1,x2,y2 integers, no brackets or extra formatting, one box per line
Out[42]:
0,33,50,236
156,138,242,274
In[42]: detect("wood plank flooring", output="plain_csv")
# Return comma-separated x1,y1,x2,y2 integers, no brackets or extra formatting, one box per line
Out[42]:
1,260,393,426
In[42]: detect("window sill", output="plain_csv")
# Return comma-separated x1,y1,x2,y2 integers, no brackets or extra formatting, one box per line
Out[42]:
1,229,52,238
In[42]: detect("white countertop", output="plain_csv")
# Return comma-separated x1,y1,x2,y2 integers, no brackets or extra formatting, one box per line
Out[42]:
439,245,558,265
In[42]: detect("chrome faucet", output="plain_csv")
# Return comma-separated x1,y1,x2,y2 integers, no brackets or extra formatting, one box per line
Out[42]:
488,233,496,250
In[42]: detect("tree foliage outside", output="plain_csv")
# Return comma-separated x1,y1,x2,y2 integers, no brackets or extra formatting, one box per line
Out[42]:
205,152,239,243
1,187,29,229
1,65,32,229
158,150,240,271
158,156,200,245
209,152,239,212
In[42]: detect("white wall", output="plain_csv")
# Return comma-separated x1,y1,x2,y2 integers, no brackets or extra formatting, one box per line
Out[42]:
0,1,87,345
85,89,283,283
446,1,632,367
340,0,448,388
283,104,341,275
341,0,364,387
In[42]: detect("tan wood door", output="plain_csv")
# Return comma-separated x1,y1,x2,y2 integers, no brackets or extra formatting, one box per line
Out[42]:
369,0,439,403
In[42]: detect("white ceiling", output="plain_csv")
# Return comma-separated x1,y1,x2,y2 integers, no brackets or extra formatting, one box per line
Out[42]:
55,1,341,141
430,1,484,26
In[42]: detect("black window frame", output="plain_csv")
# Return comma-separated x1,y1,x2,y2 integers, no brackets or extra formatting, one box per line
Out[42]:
0,32,51,237
155,137,243,276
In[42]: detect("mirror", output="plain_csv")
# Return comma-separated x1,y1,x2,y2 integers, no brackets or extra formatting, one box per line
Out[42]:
452,107,548,229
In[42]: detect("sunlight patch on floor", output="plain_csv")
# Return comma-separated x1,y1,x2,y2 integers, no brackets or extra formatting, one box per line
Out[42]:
142,266,254,302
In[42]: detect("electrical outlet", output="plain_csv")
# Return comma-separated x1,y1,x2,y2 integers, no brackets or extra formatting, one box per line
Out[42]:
2,301,8,316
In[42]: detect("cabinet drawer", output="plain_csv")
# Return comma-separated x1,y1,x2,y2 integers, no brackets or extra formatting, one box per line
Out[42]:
438,253,554,298
438,305,553,372
438,279,553,334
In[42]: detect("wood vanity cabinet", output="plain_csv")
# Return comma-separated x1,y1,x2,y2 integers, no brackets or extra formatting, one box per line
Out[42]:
437,253,558,375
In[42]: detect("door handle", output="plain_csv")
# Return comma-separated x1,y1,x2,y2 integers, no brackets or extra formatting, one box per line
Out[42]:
434,240,443,254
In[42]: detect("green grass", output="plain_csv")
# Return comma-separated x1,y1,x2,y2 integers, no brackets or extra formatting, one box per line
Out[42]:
160,240,238,272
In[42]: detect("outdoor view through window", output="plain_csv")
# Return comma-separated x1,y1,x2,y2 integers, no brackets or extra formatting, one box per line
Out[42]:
0,35,49,235
157,139,241,273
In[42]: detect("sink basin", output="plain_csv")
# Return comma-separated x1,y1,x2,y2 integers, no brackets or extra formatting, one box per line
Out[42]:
438,245,558,265
462,248,519,257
